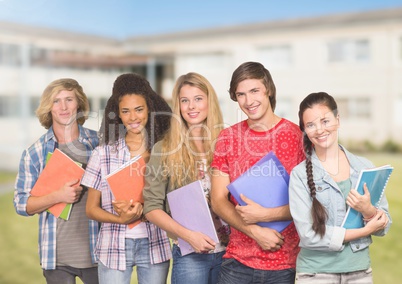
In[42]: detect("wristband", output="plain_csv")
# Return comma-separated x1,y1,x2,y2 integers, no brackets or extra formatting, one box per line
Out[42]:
363,209,378,222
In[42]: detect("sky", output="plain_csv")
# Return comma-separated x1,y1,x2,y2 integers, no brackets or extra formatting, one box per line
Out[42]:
1,0,402,39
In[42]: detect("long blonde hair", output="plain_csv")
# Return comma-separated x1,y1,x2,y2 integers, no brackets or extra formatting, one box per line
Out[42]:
161,72,223,188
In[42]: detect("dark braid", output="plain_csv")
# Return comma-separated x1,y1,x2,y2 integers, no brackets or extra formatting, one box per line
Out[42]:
299,92,337,238
304,134,328,237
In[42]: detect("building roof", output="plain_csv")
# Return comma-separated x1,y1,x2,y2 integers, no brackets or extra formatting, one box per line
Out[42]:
0,20,120,45
126,7,402,44
0,20,147,66
3,7,402,46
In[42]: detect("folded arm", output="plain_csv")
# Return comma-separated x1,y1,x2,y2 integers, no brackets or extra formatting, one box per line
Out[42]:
86,188,142,224
235,193,292,224
211,169,284,251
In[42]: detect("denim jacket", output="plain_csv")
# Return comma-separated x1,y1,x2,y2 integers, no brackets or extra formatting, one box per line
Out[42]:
289,145,391,253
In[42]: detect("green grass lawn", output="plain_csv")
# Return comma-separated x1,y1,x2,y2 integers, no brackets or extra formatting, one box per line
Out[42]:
0,153,400,283
0,172,170,284
364,153,402,283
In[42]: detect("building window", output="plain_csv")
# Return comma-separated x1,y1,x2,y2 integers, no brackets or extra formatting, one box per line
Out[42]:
99,97,108,111
30,47,48,66
400,37,402,61
0,43,21,66
30,97,40,116
0,96,39,117
257,45,292,68
327,39,370,63
395,93,402,125
336,97,370,119
0,96,19,117
275,98,292,119
179,53,229,71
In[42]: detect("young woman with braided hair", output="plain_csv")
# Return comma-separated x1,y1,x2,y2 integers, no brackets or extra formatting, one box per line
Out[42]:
289,92,391,283
303,135,328,237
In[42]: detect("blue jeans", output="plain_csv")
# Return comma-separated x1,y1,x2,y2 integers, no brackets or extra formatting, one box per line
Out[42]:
217,258,295,284
171,244,225,284
98,238,170,284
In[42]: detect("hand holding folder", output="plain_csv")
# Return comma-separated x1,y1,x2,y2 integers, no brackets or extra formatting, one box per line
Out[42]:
105,155,146,229
227,151,291,232
342,165,393,229
167,180,219,256
31,148,84,219
235,193,273,225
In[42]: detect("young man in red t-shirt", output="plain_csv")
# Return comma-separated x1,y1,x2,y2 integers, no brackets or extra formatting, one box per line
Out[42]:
211,61,305,283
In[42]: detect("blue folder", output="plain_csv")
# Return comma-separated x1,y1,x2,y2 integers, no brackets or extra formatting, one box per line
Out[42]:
227,151,291,232
342,165,393,229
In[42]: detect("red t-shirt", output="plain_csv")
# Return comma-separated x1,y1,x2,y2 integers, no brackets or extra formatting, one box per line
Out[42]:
211,119,305,270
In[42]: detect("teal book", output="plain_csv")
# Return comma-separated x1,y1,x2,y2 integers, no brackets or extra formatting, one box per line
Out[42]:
342,165,393,229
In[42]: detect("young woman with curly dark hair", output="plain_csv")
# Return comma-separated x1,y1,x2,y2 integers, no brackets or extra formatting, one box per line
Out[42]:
82,73,172,284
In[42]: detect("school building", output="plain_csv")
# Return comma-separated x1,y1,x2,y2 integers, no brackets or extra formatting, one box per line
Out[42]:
1,7,402,171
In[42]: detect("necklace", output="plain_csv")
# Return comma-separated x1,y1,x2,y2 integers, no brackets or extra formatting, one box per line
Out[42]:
321,149,350,181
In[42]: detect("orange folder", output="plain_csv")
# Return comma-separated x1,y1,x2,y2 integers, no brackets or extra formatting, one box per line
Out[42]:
105,156,146,228
31,148,84,218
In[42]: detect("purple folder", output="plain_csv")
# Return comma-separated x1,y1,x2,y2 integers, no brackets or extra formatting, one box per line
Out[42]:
227,151,291,232
167,180,219,256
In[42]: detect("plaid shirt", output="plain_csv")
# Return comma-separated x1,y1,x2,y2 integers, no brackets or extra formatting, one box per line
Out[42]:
81,138,172,271
13,125,99,270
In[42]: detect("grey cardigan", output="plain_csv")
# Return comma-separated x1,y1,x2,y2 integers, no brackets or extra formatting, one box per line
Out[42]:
143,140,195,215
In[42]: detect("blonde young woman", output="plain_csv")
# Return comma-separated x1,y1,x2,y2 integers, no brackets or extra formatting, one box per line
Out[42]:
143,72,230,284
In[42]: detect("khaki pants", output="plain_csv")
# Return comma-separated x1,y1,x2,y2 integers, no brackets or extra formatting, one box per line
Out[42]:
295,268,373,284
